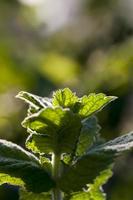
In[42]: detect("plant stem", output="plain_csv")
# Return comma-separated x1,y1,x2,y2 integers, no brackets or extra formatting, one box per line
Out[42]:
52,153,63,200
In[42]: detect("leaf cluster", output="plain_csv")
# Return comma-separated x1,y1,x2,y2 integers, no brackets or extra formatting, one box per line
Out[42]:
0,88,133,200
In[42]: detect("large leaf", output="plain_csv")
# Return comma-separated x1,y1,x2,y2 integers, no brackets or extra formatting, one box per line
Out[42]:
23,107,82,154
77,93,117,118
0,140,55,193
59,152,114,192
52,88,78,110
65,169,113,200
16,91,52,113
76,116,101,156
59,131,133,192
19,189,51,200
91,131,133,155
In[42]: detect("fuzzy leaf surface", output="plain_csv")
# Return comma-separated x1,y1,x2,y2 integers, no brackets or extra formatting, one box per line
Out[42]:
23,107,82,154
16,91,52,112
91,131,133,154
0,139,55,193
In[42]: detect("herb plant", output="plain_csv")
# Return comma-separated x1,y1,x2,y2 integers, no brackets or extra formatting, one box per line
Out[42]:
0,88,133,200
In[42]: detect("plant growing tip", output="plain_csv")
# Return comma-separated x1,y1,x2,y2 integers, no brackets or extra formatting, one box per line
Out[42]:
0,88,132,200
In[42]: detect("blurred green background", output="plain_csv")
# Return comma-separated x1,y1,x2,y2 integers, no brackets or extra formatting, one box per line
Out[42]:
0,0,133,199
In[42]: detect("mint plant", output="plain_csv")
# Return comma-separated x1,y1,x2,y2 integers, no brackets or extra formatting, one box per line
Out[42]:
0,88,133,200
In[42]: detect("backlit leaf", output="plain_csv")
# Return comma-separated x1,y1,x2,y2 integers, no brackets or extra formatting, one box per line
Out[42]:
19,189,51,200
65,169,113,200
65,191,91,200
0,173,24,187
52,88,78,110
16,91,52,112
87,169,113,200
23,107,82,154
77,93,117,118
26,133,53,154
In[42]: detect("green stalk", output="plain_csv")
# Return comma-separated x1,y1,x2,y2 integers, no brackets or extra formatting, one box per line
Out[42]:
52,153,63,200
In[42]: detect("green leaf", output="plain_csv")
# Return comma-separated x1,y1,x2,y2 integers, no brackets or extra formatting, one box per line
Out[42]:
0,173,24,187
52,88,78,110
62,154,72,165
39,156,52,173
65,169,113,200
0,139,55,193
65,191,91,200
59,151,114,192
16,91,52,112
26,133,53,154
77,93,117,118
19,189,51,200
91,131,133,155
76,116,101,156
59,131,133,192
87,169,113,200
23,107,82,154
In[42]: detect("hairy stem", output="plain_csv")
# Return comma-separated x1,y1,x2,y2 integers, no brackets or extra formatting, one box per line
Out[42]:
52,153,63,200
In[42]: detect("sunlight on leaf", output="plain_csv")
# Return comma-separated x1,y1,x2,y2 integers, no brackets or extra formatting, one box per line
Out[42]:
23,107,81,154
53,88,78,110
19,189,51,200
77,93,117,118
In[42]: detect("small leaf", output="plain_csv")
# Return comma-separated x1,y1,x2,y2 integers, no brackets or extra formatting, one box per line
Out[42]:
62,154,72,165
0,139,55,193
39,156,52,173
23,107,82,154
19,189,51,200
77,93,117,118
16,91,52,111
76,116,101,156
52,88,78,110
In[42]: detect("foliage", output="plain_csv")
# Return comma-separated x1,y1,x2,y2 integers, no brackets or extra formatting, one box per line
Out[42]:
0,88,133,200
